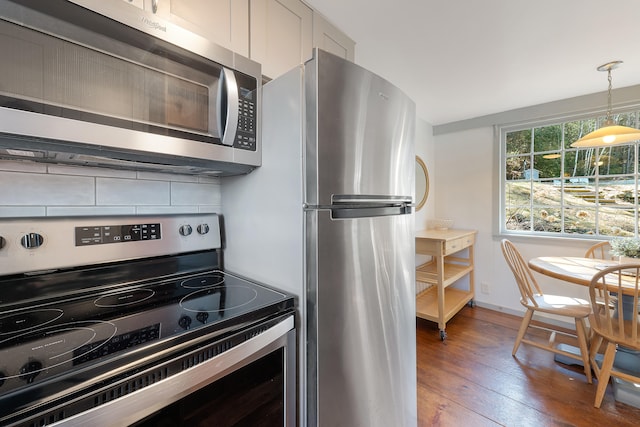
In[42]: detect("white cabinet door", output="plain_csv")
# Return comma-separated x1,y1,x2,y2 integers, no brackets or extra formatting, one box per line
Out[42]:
144,0,249,56
313,12,355,62
121,0,144,10
250,0,313,79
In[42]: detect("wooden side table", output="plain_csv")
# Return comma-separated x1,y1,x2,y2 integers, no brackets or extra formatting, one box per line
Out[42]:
415,229,477,340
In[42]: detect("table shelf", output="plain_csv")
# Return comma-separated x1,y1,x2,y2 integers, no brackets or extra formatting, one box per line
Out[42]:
416,286,473,326
416,260,473,288
415,228,477,340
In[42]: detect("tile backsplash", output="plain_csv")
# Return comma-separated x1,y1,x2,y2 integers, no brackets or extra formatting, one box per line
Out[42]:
0,160,222,218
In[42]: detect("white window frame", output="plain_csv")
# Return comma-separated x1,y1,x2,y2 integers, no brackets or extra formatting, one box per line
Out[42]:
499,111,640,239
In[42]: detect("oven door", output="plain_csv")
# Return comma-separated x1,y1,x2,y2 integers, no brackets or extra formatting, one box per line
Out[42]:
17,314,295,427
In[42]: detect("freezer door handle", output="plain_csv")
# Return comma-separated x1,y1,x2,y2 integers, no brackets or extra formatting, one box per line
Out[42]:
307,194,414,217
331,195,412,205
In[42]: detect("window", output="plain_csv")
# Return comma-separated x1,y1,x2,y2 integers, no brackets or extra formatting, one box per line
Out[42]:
501,111,640,238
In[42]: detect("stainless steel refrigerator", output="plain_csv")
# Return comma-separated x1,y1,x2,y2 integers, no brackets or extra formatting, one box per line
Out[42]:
222,48,417,427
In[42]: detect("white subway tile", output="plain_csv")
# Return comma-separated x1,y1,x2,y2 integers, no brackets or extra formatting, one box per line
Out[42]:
136,171,198,182
136,206,199,215
47,164,136,179
96,178,170,205
171,182,221,205
46,206,136,216
0,206,46,217
198,205,223,214
0,160,47,173
0,172,94,205
198,176,222,184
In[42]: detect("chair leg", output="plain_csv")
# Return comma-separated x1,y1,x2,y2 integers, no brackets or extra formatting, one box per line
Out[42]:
574,318,592,384
513,309,533,356
589,335,603,380
594,341,617,408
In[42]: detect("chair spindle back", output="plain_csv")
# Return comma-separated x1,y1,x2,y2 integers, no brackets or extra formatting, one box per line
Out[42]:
501,239,543,308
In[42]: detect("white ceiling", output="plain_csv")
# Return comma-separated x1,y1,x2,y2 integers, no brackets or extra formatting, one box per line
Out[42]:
305,0,640,126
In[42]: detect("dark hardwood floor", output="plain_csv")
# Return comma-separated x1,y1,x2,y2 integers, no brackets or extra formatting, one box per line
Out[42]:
417,306,640,426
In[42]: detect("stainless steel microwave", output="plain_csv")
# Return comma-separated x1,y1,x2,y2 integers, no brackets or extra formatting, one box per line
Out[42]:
0,0,261,175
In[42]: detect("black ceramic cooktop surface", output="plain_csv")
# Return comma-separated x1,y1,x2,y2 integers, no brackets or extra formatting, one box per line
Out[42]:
0,251,294,409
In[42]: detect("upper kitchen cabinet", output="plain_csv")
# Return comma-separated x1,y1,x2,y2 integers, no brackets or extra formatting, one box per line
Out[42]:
249,0,313,79
121,0,354,80
312,12,355,62
135,0,249,56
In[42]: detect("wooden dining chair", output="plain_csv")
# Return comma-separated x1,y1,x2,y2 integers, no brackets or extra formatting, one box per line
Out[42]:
500,239,592,383
588,263,640,408
585,241,616,313
584,241,613,260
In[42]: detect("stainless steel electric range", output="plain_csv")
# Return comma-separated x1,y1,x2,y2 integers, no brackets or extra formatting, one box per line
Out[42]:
0,214,296,427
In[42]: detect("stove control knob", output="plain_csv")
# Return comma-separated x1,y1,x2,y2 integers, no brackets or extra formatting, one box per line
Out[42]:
0,236,5,250
178,315,192,330
179,225,192,236
197,224,210,235
196,311,209,324
19,360,43,384
21,233,44,249
0,371,6,387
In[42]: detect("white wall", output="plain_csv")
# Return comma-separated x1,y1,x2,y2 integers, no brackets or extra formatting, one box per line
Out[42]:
414,117,435,289
432,126,603,321
414,117,434,230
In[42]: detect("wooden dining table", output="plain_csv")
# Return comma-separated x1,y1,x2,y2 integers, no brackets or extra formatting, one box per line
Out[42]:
528,256,606,286
529,256,640,295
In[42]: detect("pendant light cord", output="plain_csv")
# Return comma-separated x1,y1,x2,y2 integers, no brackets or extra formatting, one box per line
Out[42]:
606,68,613,123
570,60,640,147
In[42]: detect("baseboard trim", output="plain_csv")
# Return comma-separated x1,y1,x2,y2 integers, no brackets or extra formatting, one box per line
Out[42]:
473,301,575,330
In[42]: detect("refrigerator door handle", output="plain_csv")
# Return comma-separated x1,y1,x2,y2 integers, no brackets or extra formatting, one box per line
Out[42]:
331,194,412,205
330,205,412,219
306,194,414,217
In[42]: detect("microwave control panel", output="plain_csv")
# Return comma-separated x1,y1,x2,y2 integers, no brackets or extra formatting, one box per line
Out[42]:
234,74,258,151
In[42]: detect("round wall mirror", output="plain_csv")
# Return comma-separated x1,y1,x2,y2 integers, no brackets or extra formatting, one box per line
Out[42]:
415,156,429,211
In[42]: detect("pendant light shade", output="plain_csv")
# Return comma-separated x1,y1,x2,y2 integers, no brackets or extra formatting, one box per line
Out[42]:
570,122,640,147
570,61,640,148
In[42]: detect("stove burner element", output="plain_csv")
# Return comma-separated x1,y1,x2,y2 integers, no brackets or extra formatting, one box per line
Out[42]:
0,309,64,336
0,320,117,382
180,285,258,313
95,288,155,307
181,272,224,288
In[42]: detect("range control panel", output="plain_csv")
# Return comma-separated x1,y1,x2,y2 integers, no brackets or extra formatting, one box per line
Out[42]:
0,214,220,276
76,223,161,246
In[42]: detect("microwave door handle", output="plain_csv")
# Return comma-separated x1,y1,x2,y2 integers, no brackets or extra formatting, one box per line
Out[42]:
217,68,239,146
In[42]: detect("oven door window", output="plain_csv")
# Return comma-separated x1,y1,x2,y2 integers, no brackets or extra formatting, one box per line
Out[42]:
132,348,286,427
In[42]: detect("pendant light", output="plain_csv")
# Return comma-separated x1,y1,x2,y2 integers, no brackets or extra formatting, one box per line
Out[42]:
570,60,640,148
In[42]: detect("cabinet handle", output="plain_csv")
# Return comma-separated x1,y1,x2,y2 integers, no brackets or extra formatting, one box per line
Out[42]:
152,0,159,13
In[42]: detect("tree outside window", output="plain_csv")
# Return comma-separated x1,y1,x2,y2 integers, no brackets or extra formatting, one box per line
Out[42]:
502,112,639,238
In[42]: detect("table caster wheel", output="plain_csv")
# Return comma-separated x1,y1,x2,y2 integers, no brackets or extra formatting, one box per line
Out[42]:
468,299,475,308
439,330,447,341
